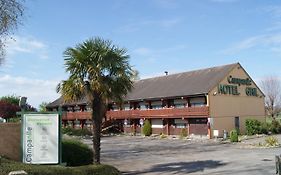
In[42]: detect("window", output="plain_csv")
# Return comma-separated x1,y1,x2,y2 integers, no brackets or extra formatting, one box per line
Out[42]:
139,102,148,110
151,101,162,109
174,99,187,108
151,119,163,128
123,104,130,111
174,118,188,128
189,118,207,124
174,104,185,108
175,123,186,128
152,105,162,109
112,105,119,111
189,97,206,107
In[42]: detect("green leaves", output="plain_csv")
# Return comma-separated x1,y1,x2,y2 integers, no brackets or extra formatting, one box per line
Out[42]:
58,37,134,104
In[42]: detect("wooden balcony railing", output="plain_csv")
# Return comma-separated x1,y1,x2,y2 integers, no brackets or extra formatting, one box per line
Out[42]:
107,106,209,119
62,106,209,120
62,111,91,120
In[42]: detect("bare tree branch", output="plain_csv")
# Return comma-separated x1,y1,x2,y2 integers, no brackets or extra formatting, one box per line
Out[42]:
0,0,25,65
260,76,281,119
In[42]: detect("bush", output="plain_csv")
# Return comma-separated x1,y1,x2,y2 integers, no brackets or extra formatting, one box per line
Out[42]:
62,139,93,166
260,122,270,134
142,120,152,136
269,120,281,134
180,128,188,138
230,129,238,142
159,133,167,139
265,136,279,147
0,158,121,175
62,127,92,136
245,119,262,135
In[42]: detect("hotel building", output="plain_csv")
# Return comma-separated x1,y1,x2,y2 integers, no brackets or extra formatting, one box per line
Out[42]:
47,63,265,138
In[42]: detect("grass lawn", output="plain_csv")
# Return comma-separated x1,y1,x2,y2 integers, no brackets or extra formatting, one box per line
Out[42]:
0,157,121,175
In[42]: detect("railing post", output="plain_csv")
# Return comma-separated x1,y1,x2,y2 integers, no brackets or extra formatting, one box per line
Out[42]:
276,155,281,175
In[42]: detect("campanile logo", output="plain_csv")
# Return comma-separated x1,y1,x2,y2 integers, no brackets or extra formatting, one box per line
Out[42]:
25,126,33,163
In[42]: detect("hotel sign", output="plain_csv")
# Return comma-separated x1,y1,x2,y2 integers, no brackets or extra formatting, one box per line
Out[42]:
218,76,258,96
22,113,59,164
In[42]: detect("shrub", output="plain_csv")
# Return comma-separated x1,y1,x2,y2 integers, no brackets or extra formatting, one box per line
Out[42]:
230,129,238,142
260,122,270,134
0,157,121,175
245,119,262,135
269,120,281,134
142,120,152,136
62,127,74,135
180,128,188,138
62,127,92,136
62,139,93,166
265,136,279,147
159,133,167,139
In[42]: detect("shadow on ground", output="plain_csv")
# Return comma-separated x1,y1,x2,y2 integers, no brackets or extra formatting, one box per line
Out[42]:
122,160,227,175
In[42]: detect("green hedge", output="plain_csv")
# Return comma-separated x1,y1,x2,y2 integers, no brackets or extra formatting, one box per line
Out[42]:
245,119,262,135
142,120,152,136
62,139,93,166
230,129,238,142
245,119,281,135
0,158,121,175
180,128,188,138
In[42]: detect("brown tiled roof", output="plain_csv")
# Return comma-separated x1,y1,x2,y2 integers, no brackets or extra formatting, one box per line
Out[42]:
46,96,87,108
47,63,238,107
125,63,237,101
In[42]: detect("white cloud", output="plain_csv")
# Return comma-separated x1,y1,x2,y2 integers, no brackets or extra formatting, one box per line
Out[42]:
221,33,281,54
0,75,60,108
6,36,49,59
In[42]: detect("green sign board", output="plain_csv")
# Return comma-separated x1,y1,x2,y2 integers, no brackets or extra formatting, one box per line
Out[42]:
22,113,61,164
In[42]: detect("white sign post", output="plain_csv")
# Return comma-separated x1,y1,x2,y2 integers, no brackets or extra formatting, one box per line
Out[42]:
22,113,60,164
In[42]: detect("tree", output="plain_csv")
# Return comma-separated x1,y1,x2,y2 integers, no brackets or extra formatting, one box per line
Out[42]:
0,95,36,111
0,0,25,64
0,100,20,119
131,69,140,81
38,101,48,112
260,76,281,119
0,94,20,105
57,37,134,164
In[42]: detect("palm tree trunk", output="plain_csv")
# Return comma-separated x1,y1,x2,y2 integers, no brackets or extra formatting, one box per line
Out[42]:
91,92,102,164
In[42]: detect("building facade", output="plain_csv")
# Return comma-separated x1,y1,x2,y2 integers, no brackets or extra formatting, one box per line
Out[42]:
47,63,265,138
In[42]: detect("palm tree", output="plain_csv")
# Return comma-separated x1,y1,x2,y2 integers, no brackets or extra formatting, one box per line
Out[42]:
57,37,134,164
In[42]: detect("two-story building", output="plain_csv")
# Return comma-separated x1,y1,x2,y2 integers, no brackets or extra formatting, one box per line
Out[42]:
47,63,265,138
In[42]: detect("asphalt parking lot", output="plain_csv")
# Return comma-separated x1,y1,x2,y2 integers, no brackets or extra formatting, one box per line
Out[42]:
83,135,281,175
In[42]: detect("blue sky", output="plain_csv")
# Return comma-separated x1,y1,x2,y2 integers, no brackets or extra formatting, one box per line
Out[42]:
0,0,281,108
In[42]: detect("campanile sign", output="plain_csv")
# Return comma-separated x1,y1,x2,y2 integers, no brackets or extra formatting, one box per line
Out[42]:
22,113,60,164
218,75,258,97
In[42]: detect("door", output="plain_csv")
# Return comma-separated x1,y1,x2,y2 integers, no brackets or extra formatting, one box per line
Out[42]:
234,116,240,131
188,118,208,135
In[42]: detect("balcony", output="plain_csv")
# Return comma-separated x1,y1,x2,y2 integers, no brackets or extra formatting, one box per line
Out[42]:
106,106,209,119
62,106,209,120
62,111,91,120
